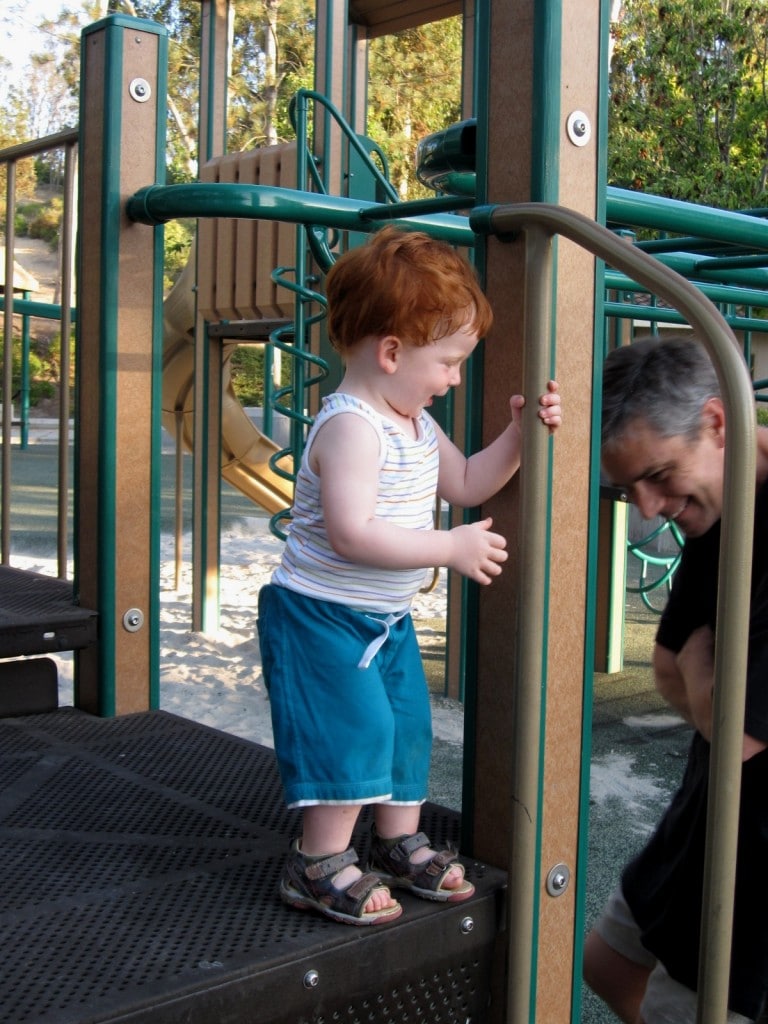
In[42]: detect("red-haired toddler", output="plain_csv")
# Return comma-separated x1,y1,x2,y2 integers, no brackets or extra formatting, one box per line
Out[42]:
258,226,561,925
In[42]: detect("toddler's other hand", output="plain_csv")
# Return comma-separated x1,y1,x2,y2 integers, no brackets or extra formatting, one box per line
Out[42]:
448,517,508,584
538,379,561,431
509,380,562,433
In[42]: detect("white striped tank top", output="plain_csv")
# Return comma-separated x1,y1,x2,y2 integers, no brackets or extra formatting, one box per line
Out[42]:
273,393,439,613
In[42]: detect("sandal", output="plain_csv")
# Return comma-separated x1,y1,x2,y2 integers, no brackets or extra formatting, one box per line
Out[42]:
368,827,475,903
279,839,403,926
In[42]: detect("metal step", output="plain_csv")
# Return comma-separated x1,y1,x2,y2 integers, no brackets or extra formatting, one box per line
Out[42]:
0,565,97,657
0,708,506,1024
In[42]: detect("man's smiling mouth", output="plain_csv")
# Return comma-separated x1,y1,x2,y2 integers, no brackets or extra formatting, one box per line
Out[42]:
669,498,689,522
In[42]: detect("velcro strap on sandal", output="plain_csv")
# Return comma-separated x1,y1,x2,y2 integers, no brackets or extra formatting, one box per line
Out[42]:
423,849,456,877
387,831,431,863
345,871,385,902
304,847,358,881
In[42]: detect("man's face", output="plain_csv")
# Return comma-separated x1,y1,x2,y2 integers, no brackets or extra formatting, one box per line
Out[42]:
601,401,726,538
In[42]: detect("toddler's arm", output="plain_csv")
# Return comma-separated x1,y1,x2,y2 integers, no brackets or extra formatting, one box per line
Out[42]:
437,380,561,508
312,413,508,584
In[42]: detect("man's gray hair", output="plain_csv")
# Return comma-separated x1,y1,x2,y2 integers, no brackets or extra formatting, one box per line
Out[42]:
602,337,721,449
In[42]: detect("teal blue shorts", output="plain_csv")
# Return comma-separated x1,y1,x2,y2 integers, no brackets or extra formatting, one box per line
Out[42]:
257,584,433,808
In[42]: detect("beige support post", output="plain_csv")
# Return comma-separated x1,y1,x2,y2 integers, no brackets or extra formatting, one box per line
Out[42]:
469,3,603,1020
76,17,165,714
313,0,355,191
192,0,230,632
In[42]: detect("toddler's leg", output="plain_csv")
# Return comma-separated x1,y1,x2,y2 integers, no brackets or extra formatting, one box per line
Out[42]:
279,805,401,926
302,805,397,914
371,804,474,901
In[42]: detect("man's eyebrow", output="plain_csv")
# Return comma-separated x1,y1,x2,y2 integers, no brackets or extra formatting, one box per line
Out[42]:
606,461,672,489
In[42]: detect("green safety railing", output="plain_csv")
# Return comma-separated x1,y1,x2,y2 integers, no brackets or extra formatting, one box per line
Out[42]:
627,519,685,613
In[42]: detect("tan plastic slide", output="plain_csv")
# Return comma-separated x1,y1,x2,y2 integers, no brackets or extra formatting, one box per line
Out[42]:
162,248,294,516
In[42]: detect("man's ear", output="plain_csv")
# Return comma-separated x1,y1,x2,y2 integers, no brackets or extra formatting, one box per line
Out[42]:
703,396,726,447
378,335,402,375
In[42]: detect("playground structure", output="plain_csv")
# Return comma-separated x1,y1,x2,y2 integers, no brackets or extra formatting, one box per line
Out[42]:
1,1,768,1021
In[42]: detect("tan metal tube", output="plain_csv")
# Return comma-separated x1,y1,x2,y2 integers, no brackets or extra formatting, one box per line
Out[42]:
57,140,77,580
473,203,755,1024
2,161,16,564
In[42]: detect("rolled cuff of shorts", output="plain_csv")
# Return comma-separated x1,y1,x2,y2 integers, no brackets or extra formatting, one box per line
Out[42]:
592,884,657,970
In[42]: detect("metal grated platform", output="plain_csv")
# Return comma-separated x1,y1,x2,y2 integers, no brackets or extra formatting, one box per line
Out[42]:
0,566,98,657
0,709,506,1024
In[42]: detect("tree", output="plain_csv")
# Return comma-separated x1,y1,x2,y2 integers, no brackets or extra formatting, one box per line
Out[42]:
367,18,462,199
228,0,315,151
609,0,768,208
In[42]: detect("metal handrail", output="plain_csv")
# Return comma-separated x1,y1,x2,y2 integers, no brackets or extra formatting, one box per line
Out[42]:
0,128,78,578
471,202,755,1024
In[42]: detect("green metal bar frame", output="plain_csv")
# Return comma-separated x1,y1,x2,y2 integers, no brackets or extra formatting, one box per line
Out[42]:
607,185,768,252
1,161,16,564
126,182,475,246
471,201,755,1024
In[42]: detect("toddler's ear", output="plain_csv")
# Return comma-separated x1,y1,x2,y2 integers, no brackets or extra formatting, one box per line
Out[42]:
378,335,402,375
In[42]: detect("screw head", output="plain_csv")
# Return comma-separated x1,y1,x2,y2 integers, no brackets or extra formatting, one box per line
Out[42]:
546,862,571,897
566,110,591,147
129,78,152,103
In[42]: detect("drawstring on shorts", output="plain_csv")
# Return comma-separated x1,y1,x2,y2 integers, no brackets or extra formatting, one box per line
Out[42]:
357,610,408,669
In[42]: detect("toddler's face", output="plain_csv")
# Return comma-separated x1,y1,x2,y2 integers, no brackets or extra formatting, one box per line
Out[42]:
390,323,479,419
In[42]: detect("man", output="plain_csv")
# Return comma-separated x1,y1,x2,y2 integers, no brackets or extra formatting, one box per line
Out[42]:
584,337,768,1022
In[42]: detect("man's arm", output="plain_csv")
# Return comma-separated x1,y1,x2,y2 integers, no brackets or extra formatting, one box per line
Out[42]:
653,642,695,724
655,629,767,760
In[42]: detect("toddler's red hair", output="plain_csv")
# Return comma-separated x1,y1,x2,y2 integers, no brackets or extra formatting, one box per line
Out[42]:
325,226,493,352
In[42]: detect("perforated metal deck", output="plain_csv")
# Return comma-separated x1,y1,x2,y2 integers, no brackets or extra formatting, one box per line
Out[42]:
0,566,98,657
0,709,505,1023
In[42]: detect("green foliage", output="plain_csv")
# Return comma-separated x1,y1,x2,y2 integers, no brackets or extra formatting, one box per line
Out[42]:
228,345,289,406
28,197,63,246
367,18,463,199
162,218,194,291
13,200,44,237
609,0,768,208
0,343,57,407
228,0,316,150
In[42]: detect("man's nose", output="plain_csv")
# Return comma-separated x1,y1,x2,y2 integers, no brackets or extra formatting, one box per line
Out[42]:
633,482,665,520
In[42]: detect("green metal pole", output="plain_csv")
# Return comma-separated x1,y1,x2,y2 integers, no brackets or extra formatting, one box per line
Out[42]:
126,182,476,248
607,185,768,251
1,161,16,564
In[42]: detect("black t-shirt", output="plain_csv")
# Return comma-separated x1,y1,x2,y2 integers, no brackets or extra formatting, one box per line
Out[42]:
622,478,768,1020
